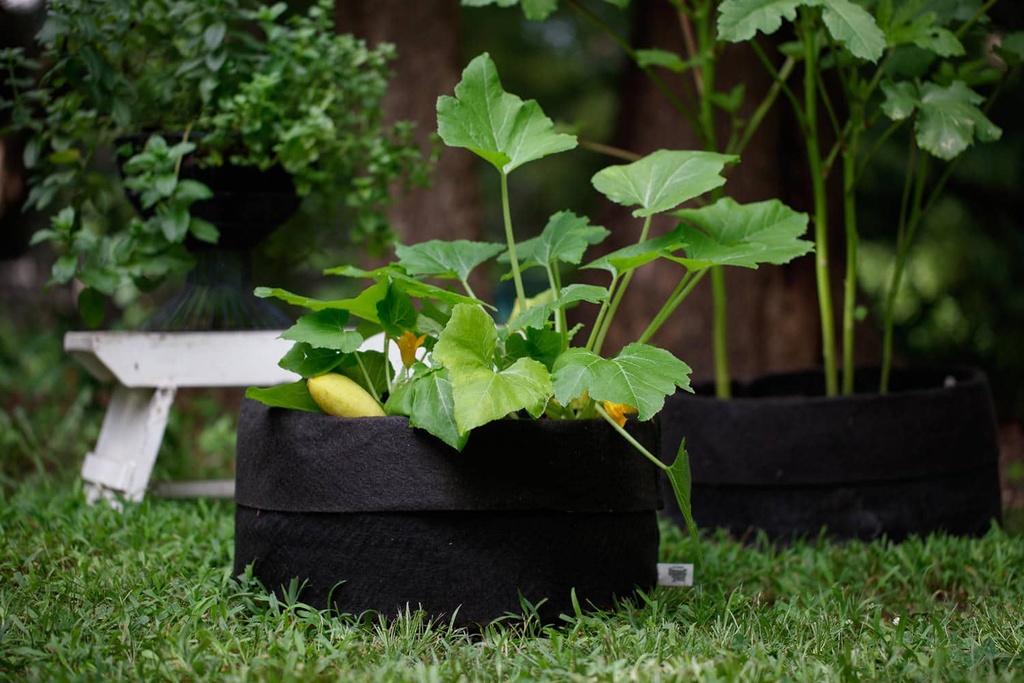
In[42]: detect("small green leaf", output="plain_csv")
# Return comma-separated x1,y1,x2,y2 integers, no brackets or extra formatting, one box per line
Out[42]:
717,0,813,43
880,79,919,121
386,365,466,450
280,309,364,352
278,342,345,378
203,22,227,51
506,211,609,271
506,284,609,331
188,218,219,244
551,343,691,421
245,381,322,413
671,198,813,270
820,0,886,62
592,149,737,217
376,284,419,338
437,52,577,174
504,326,565,371
396,239,505,282
77,287,106,329
916,80,1002,160
665,439,703,564
635,49,690,72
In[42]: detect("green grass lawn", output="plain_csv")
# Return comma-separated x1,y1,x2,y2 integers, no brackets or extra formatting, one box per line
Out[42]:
2,474,1022,682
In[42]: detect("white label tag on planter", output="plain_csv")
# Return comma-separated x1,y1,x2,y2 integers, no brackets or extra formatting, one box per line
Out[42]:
657,563,694,587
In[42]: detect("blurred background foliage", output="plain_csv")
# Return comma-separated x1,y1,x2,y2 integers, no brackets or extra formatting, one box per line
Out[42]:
1,1,1023,493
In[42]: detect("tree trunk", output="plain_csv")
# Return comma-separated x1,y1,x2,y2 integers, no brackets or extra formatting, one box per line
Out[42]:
335,0,482,251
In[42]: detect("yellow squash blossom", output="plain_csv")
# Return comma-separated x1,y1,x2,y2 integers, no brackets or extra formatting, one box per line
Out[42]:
602,401,638,428
397,330,427,368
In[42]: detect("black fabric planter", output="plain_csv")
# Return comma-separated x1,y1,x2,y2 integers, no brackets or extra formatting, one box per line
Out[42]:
660,366,1002,542
234,400,662,626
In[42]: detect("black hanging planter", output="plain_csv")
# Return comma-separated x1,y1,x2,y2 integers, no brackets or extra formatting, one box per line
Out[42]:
659,366,1003,542
233,399,662,627
117,134,301,331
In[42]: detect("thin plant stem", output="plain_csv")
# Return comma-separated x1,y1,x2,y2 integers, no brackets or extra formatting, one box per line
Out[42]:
639,267,707,343
881,146,929,393
841,106,862,394
500,171,527,312
567,0,701,132
801,13,839,396
591,214,655,355
710,266,730,397
355,352,383,403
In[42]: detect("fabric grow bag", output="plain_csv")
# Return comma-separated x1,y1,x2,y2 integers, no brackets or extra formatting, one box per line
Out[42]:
659,366,1002,542
234,399,662,626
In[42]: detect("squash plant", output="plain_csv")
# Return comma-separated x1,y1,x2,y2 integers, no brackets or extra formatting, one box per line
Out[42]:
248,53,812,555
0,0,432,323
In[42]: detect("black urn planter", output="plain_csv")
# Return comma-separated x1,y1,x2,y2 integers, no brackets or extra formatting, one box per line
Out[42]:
659,366,1002,542
118,134,301,331
233,400,662,627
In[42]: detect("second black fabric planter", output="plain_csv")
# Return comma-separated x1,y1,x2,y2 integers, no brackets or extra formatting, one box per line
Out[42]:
659,367,1002,542
234,400,662,626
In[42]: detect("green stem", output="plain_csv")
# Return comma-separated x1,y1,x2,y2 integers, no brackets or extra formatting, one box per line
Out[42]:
841,109,861,395
710,266,730,398
500,171,527,312
567,0,701,133
799,16,839,396
880,146,930,393
595,402,702,564
591,215,654,355
355,352,383,403
639,268,707,343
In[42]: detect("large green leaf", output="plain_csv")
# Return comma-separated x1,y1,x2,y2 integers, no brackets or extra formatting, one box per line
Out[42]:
507,211,609,271
280,310,364,352
592,149,737,217
551,343,691,421
671,198,812,270
255,282,387,322
437,52,577,174
433,303,553,433
396,239,505,282
386,365,466,450
916,80,1002,160
584,228,687,278
717,0,814,42
244,381,321,413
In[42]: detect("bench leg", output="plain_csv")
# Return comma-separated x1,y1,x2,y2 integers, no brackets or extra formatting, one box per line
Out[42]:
81,385,177,505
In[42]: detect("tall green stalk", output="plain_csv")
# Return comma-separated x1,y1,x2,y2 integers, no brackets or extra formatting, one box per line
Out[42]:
841,102,863,394
800,14,838,396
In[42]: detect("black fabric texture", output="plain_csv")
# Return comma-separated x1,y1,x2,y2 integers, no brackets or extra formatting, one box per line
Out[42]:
234,507,659,627
659,366,1003,541
234,402,662,626
236,400,662,513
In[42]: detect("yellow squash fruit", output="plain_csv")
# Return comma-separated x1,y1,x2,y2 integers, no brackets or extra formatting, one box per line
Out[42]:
307,373,386,418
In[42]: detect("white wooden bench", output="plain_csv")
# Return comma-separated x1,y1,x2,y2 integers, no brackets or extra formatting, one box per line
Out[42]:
65,330,297,504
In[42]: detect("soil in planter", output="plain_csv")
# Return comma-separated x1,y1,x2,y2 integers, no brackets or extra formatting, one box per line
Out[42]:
660,366,1003,543
233,402,663,627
